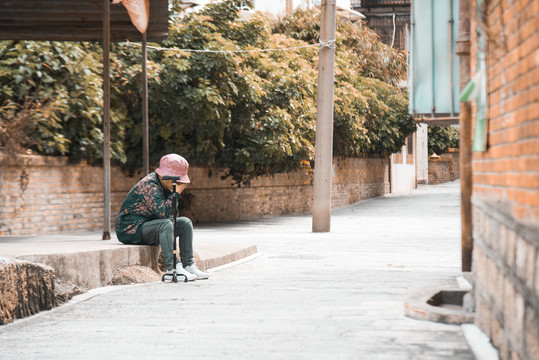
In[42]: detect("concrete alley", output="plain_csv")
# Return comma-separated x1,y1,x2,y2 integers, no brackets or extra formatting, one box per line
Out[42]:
0,181,480,359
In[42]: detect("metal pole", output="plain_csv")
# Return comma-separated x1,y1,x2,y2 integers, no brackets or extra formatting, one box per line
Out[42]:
142,31,149,175
410,0,415,115
431,0,436,114
456,0,472,271
388,154,392,193
312,0,336,233
286,0,293,14
449,0,455,118
102,0,111,240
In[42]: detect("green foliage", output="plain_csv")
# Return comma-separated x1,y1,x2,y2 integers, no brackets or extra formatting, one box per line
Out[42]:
119,2,414,184
0,41,127,163
274,8,414,157
120,1,319,184
274,8,407,86
428,125,459,155
1,0,415,186
1,41,72,155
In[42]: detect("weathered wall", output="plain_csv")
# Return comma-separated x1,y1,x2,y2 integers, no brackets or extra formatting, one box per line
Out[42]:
428,149,460,185
187,155,389,223
391,133,417,194
470,1,539,359
0,154,133,235
0,260,56,325
417,124,429,184
0,153,389,235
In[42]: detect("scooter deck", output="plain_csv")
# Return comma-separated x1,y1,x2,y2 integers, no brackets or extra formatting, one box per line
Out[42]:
161,273,188,283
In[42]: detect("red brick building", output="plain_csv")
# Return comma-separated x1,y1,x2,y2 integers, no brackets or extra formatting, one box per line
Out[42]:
468,1,539,359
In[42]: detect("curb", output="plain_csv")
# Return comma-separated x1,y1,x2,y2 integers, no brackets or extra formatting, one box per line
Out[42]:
200,244,258,270
17,245,161,290
0,241,257,325
404,287,474,325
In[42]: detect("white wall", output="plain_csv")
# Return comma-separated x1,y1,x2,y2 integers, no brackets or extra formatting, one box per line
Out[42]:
253,0,351,17
391,134,417,194
252,0,287,17
311,0,352,9
392,162,416,193
416,124,428,184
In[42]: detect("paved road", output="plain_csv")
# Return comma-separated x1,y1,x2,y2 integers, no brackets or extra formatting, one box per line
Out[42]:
0,181,475,359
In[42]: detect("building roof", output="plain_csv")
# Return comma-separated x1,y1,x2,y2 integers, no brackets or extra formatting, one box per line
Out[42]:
0,0,169,42
354,0,411,7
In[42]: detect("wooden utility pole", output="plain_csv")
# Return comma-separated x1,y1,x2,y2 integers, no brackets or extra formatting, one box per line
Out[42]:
312,0,337,233
456,0,472,271
102,0,112,240
286,0,293,14
142,31,149,175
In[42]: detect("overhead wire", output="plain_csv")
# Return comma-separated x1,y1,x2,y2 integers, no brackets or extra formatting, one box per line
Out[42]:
125,40,336,54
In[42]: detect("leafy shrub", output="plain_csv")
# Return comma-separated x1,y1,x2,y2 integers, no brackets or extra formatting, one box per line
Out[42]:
120,1,415,184
0,41,127,163
1,0,415,186
428,125,459,155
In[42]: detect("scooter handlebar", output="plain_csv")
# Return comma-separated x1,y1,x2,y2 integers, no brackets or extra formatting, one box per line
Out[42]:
162,175,181,182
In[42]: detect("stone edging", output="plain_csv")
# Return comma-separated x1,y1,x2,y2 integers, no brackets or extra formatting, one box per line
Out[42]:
404,287,474,325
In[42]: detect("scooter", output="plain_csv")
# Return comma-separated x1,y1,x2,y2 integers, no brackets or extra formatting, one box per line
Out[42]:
161,175,188,283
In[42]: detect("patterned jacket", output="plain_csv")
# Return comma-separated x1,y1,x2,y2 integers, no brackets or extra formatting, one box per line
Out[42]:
116,172,180,244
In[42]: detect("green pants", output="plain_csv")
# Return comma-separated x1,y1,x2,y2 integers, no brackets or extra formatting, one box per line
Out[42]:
140,217,194,270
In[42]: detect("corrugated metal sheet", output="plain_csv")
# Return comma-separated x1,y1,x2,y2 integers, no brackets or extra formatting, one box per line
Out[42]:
360,0,411,7
351,0,410,50
364,14,408,50
409,0,460,121
0,0,169,42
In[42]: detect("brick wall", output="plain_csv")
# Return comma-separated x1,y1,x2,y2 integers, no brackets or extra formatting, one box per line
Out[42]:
0,154,136,235
0,153,389,235
470,1,539,359
428,148,460,184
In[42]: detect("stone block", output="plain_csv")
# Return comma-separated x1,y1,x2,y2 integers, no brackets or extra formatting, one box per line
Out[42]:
536,251,539,302
491,316,509,360
499,223,508,260
474,247,488,289
506,227,517,269
510,350,521,360
525,243,536,291
524,307,539,360
514,236,529,282
54,278,84,304
110,265,161,285
0,260,56,325
487,257,502,314
503,276,515,329
503,278,525,353
476,297,492,338
489,215,501,251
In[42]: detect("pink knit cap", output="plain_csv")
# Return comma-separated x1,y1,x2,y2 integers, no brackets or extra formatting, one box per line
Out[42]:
155,154,190,183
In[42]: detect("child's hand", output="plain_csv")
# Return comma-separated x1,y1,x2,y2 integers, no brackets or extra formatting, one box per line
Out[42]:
175,183,187,194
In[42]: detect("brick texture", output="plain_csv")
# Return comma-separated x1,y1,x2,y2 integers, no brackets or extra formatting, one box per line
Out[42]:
470,1,539,359
428,148,460,184
0,153,389,235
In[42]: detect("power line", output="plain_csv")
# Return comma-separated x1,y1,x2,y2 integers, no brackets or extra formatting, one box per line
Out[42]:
125,40,336,54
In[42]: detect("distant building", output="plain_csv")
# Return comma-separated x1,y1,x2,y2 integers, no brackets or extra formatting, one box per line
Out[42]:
181,0,361,19
350,1,421,190
351,0,410,50
466,2,539,359
252,0,316,17
409,0,539,358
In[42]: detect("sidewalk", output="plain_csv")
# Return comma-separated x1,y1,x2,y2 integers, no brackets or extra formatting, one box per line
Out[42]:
0,181,494,359
0,232,257,289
